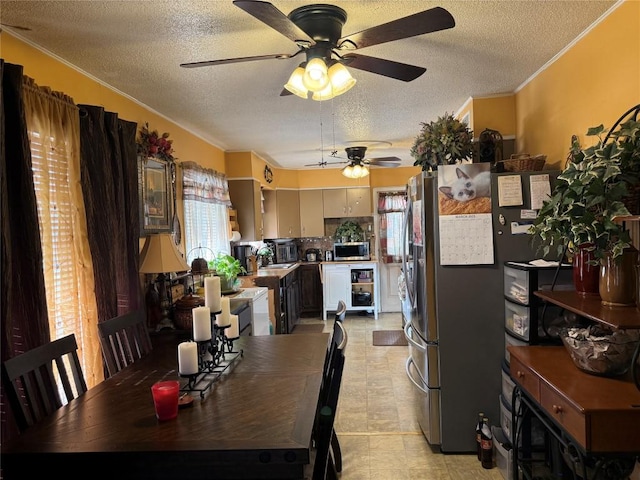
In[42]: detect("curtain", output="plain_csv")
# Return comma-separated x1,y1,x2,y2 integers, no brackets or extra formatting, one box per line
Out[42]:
1,61,51,443
181,161,231,262
78,105,139,324
377,191,407,264
22,78,103,388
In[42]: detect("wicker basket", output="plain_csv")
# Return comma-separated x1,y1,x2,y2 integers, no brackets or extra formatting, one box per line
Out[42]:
499,153,546,172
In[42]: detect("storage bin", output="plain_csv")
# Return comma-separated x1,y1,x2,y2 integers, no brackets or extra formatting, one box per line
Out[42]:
503,262,574,306
504,265,530,304
499,394,513,443
505,331,528,365
492,426,513,480
505,300,531,341
501,360,515,409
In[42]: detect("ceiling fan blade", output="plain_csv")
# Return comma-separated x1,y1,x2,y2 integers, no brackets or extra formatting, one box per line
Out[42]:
367,157,402,167
233,0,315,46
181,53,294,68
338,6,455,50
343,53,425,82
280,88,294,96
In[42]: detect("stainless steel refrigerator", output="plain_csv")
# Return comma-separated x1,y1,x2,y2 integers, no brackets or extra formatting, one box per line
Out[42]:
402,169,556,452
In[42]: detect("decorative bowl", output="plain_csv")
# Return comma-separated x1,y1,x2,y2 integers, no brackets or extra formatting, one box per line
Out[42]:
559,326,640,377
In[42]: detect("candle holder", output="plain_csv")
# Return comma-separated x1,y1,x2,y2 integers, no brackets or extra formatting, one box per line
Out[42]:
179,311,243,399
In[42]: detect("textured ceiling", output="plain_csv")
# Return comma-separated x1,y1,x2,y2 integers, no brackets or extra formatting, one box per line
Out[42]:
1,0,617,170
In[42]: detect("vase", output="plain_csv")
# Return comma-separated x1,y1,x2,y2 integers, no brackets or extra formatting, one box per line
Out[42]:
572,244,599,296
220,275,237,293
599,248,638,307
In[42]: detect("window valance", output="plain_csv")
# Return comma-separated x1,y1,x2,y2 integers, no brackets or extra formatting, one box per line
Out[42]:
181,161,231,205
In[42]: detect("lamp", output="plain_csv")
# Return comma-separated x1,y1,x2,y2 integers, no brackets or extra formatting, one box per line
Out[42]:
342,161,370,179
284,59,356,101
140,233,190,331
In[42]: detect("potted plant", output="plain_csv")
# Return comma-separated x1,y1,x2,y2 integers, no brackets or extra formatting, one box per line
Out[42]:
335,221,363,242
529,119,639,304
410,112,474,171
211,253,245,292
256,244,274,267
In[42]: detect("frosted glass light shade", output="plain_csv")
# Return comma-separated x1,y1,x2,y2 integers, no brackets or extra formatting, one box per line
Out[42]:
303,58,329,92
342,162,369,178
327,62,356,96
312,82,335,101
284,66,308,98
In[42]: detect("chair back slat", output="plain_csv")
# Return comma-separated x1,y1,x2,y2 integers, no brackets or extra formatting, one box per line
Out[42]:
98,310,152,378
1,334,87,432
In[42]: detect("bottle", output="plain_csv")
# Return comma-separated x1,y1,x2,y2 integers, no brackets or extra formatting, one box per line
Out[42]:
480,417,493,469
475,412,484,460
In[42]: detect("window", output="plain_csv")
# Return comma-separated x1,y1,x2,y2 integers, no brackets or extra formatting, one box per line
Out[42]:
377,190,407,263
181,162,232,265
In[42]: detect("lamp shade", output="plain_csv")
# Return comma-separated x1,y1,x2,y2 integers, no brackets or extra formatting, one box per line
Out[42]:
302,57,329,92
342,162,369,179
284,65,308,99
327,62,356,96
140,233,189,274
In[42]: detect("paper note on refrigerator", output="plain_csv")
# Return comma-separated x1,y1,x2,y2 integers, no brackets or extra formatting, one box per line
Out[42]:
439,214,494,265
497,175,523,207
529,174,551,210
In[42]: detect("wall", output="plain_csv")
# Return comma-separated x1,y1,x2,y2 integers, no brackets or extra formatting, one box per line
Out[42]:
515,0,639,169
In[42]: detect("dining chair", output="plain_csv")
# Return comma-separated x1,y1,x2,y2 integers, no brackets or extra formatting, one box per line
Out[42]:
1,333,88,432
98,310,152,378
312,321,347,480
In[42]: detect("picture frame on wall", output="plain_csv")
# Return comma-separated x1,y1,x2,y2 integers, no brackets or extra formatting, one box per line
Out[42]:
138,156,173,235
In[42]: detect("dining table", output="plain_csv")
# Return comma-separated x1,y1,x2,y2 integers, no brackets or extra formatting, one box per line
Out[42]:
1,331,329,479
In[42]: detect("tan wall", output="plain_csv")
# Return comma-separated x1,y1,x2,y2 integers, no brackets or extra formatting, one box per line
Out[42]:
472,95,517,138
514,1,640,169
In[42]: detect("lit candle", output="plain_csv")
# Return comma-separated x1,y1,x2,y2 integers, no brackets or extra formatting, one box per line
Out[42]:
204,276,221,313
225,314,239,339
178,341,198,375
192,306,211,341
216,296,231,326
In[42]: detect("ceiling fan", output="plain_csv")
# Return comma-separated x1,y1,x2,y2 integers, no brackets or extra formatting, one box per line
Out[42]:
180,1,455,97
305,146,401,168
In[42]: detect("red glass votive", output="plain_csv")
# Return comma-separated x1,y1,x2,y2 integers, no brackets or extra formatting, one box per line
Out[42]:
151,380,180,421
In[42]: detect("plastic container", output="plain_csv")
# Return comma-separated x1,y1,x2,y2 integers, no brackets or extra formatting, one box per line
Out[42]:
501,360,516,409
505,300,531,341
504,331,528,365
492,426,513,480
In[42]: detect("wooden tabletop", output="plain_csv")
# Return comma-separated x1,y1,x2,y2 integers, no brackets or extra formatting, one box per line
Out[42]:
2,332,329,480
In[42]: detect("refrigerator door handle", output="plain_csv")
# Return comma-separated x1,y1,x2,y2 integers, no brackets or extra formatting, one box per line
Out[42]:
401,200,415,309
405,357,429,394
404,321,438,351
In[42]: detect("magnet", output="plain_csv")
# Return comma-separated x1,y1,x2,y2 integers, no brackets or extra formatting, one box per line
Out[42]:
499,214,506,225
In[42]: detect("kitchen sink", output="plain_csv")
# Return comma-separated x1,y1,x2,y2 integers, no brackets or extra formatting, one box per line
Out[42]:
261,263,295,269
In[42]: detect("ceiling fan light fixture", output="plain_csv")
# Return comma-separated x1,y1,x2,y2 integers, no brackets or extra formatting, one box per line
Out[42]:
327,62,356,96
342,162,369,179
284,65,308,98
311,82,335,101
302,57,329,92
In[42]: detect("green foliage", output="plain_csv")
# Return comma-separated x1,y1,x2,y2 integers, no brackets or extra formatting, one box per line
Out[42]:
529,118,639,262
335,221,364,241
410,112,474,171
211,253,245,280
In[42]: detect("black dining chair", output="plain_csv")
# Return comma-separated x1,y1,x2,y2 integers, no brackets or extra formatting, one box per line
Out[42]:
312,320,347,480
1,333,88,432
98,310,152,378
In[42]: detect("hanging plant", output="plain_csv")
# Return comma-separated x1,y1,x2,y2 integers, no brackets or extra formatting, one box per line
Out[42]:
137,122,176,162
410,112,474,171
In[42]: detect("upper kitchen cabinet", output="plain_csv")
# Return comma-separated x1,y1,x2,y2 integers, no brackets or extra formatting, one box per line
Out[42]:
228,179,263,241
323,187,371,218
263,189,301,238
299,190,325,238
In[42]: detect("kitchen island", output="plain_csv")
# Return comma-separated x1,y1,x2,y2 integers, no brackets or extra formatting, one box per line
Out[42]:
320,260,379,320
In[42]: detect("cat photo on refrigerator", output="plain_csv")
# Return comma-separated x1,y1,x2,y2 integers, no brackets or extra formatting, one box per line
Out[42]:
437,163,492,215
439,167,491,202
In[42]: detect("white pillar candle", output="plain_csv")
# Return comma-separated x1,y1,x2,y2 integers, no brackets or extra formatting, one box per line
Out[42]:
178,341,198,375
204,276,221,313
192,306,211,341
225,314,239,339
216,296,231,326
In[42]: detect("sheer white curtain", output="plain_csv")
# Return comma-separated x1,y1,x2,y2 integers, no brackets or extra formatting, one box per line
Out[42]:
377,190,407,263
23,77,102,387
181,162,231,264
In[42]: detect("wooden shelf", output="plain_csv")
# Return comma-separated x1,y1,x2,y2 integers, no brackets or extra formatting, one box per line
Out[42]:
534,290,640,329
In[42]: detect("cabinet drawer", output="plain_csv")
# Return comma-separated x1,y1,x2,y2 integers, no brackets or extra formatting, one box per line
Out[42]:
540,383,586,448
504,332,527,365
505,300,531,341
504,265,531,304
509,356,540,402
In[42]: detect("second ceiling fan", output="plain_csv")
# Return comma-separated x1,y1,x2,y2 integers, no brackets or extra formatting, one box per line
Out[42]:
180,1,456,99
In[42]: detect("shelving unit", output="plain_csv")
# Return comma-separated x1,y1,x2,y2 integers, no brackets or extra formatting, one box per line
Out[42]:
321,261,379,320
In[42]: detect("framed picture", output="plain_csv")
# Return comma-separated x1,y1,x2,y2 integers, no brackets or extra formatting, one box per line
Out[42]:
138,156,173,235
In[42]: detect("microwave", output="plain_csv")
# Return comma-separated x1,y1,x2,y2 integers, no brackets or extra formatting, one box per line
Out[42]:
273,241,298,264
333,242,370,261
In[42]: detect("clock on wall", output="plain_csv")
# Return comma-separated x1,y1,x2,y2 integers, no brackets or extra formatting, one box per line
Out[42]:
264,165,273,183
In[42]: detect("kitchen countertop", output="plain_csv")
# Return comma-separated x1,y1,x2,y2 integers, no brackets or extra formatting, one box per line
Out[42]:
240,259,379,281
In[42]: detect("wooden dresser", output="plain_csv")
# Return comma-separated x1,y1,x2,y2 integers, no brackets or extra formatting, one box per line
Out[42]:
508,290,640,479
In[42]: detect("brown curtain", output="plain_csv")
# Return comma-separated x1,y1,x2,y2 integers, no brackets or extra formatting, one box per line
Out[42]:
0,60,50,443
78,105,139,322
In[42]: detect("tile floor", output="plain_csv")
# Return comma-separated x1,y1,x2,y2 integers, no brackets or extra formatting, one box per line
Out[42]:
298,312,504,480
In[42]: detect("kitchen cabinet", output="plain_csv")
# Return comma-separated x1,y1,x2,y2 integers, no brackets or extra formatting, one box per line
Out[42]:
263,189,301,238
299,190,325,237
299,263,323,316
282,267,300,334
322,187,371,218
321,261,379,320
228,179,263,241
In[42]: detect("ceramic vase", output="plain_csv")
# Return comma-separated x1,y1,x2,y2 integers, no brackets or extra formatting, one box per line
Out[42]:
599,248,638,307
572,245,600,296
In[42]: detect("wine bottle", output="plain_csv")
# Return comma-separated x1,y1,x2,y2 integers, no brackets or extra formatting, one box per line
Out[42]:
480,416,493,469
475,412,484,460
